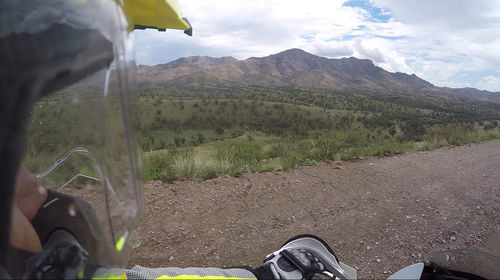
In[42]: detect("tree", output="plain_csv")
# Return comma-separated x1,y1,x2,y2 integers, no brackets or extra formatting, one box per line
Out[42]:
196,133,205,144
174,137,182,147
215,127,224,135
388,125,397,136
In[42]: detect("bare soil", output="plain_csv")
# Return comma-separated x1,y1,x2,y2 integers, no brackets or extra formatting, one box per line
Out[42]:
130,140,500,279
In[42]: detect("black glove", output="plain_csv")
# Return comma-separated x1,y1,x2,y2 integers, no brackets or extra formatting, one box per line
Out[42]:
256,234,356,280
24,230,123,279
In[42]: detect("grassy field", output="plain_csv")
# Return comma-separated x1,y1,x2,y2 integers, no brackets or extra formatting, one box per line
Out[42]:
143,122,500,182
24,88,500,183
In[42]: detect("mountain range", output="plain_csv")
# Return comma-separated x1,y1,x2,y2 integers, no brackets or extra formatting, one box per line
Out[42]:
137,48,500,105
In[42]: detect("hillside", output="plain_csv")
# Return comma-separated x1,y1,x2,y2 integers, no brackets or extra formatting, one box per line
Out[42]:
137,49,499,106
26,49,500,183
443,87,500,104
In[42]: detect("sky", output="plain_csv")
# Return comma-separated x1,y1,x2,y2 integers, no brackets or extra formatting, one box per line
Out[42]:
133,0,500,92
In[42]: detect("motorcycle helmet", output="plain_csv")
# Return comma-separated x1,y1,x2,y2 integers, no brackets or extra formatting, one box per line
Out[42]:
0,0,191,277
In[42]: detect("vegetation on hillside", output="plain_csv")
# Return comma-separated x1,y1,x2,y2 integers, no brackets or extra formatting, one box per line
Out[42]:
24,84,500,183
137,88,500,181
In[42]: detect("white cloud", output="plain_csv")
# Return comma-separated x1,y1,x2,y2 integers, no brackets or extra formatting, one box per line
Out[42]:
371,0,500,90
311,40,354,58
353,39,386,63
374,0,500,31
478,76,500,92
133,0,500,91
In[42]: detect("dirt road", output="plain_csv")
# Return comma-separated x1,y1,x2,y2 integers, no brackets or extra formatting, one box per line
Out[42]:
130,140,500,278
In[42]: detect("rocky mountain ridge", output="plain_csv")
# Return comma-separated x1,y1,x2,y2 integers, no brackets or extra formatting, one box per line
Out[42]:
137,48,500,104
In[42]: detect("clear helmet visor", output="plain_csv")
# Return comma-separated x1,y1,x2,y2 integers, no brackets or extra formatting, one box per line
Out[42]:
5,0,145,268
24,61,142,265
24,63,143,267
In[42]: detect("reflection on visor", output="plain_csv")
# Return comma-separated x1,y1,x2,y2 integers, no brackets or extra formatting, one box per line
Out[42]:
36,146,123,248
37,147,101,192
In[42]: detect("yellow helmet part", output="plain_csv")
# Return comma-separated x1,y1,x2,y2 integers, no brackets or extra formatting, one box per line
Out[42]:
120,0,192,34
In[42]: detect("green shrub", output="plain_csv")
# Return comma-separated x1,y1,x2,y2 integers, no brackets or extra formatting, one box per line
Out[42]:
447,136,464,146
479,132,499,142
483,123,495,130
340,149,360,160
143,150,174,181
197,166,217,180
158,168,178,183
314,137,340,161
422,141,441,151
173,150,196,178
281,154,301,170
257,159,275,172
143,121,499,182
302,159,318,166
228,167,245,176
267,143,286,158
216,139,264,171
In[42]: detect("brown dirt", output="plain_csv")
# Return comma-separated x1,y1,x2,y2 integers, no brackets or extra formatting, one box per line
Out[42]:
130,140,500,279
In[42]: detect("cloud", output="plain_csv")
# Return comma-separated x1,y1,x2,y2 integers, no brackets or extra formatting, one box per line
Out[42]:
353,38,386,63
478,76,500,92
134,0,367,64
374,0,500,31
370,0,500,90
133,0,500,91
311,41,354,57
